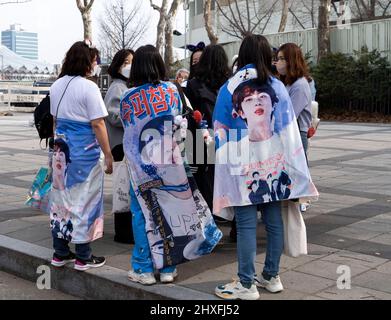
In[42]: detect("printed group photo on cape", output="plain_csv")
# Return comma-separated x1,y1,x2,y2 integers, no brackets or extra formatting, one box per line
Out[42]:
120,81,222,270
213,64,319,220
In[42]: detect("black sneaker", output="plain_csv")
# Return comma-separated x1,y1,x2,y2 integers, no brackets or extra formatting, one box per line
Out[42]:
74,255,106,271
51,252,76,267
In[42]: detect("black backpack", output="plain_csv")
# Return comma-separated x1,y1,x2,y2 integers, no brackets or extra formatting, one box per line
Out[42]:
34,93,53,146
33,77,76,147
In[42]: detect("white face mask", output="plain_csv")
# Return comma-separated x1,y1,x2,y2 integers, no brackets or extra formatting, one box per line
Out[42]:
92,65,101,77
120,64,131,79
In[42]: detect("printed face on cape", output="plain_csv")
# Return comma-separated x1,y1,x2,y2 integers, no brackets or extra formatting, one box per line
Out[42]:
139,116,188,189
232,80,278,142
52,138,71,191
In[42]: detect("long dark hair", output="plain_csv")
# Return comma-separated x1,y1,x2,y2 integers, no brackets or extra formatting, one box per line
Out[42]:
59,41,99,78
108,49,134,81
129,45,167,87
237,34,272,85
193,44,231,91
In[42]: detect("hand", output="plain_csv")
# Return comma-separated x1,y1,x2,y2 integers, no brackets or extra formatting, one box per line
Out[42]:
104,153,113,174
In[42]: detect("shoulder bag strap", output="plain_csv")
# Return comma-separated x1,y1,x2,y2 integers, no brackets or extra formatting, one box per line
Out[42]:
55,76,77,119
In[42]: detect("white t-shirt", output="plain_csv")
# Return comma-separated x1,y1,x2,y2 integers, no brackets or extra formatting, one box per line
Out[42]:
50,75,108,122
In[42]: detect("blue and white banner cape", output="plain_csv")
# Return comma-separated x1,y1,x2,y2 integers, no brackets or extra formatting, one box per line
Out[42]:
121,81,222,269
49,119,105,243
213,64,319,219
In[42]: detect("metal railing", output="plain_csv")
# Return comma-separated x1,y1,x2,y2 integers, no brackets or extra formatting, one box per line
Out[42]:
0,82,49,109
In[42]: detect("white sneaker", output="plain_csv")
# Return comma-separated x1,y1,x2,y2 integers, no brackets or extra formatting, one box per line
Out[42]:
255,274,284,293
160,269,178,283
215,280,260,300
127,269,156,285
300,201,311,213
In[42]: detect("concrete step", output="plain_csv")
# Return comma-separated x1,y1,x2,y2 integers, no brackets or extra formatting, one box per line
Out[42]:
0,235,217,300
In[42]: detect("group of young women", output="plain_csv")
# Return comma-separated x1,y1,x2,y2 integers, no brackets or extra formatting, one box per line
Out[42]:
47,34,318,299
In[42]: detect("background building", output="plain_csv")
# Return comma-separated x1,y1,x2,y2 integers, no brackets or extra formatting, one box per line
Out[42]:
174,0,390,65
0,45,55,81
1,24,38,60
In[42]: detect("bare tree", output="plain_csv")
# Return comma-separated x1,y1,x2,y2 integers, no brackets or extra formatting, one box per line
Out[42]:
76,0,95,41
318,0,331,61
349,0,391,20
215,0,279,39
204,0,219,44
98,0,149,60
0,0,31,4
150,0,183,74
356,0,377,18
289,0,319,29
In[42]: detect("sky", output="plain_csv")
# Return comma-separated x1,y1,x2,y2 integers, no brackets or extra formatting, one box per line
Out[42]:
0,0,186,65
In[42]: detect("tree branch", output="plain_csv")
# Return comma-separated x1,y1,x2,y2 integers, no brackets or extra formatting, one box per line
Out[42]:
149,0,161,11
85,0,94,11
289,7,306,29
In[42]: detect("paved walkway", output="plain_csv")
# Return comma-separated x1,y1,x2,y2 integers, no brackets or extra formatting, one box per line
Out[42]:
0,112,390,300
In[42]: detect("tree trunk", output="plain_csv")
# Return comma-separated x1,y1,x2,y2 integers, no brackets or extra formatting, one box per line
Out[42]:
318,0,331,62
204,0,219,44
164,19,174,71
82,11,93,41
76,0,95,41
369,0,376,17
278,0,290,32
164,0,182,75
152,0,168,56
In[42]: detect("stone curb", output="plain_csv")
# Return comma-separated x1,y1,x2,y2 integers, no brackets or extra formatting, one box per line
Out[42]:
0,235,218,300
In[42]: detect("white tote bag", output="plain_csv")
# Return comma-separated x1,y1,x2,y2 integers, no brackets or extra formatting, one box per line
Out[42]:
281,200,308,257
111,159,131,214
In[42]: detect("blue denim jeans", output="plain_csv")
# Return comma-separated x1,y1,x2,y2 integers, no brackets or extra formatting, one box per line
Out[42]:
234,201,284,287
53,237,91,260
300,130,309,163
129,184,176,274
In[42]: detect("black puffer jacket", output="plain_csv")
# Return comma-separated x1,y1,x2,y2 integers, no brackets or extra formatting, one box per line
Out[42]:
184,78,218,128
183,79,218,211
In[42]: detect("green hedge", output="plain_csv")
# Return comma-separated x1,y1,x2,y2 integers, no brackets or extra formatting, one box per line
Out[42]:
312,47,391,115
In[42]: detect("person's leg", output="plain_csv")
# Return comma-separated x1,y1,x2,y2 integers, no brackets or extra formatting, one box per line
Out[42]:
112,144,134,244
111,144,124,162
51,237,75,266
235,205,258,288
300,131,309,162
300,131,312,212
75,243,92,260
159,264,177,283
52,237,70,257
229,217,237,242
260,201,284,279
74,242,105,271
129,185,154,274
214,205,260,300
160,265,176,273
